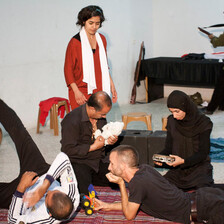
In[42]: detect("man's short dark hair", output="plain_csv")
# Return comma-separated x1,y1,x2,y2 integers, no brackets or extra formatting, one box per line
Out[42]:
111,145,139,168
47,191,74,220
76,5,105,27
87,91,112,111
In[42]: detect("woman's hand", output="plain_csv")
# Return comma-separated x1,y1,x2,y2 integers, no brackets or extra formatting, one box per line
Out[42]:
153,161,163,166
110,77,117,103
166,155,184,167
70,82,87,105
111,86,117,103
74,89,87,105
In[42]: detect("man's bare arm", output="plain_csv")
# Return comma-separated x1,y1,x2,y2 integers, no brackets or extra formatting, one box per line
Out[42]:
104,172,140,220
16,172,39,193
94,198,122,211
117,177,140,220
23,178,51,207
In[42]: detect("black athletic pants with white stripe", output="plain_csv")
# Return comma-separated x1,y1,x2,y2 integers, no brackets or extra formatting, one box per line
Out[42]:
0,99,50,208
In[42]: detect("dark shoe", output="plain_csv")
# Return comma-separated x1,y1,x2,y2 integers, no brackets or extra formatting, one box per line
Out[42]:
199,107,213,115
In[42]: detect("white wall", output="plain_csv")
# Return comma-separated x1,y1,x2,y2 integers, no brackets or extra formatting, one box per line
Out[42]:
151,0,224,99
0,0,153,130
0,0,223,130
152,0,224,57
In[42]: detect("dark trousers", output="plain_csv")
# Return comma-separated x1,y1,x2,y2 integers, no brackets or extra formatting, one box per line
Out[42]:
197,187,224,223
207,70,224,112
72,161,117,195
0,100,49,209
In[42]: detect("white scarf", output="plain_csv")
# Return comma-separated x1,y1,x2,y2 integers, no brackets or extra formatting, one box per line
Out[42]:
80,27,111,95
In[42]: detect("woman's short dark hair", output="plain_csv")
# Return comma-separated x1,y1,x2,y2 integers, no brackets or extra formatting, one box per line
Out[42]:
76,5,105,27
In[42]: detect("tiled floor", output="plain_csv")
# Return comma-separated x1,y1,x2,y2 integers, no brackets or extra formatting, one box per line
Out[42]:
0,98,223,183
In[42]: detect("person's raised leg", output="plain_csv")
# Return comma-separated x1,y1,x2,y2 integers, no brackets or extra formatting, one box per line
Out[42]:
206,71,224,113
0,100,49,208
0,99,49,174
0,178,21,208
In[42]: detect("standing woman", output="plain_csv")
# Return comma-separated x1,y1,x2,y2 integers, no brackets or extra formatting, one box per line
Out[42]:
64,5,117,110
200,32,224,115
156,90,213,190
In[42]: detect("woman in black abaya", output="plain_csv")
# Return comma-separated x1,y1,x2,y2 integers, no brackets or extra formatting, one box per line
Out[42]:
156,90,214,190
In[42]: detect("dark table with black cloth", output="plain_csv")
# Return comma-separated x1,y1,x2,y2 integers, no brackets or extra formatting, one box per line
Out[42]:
138,57,224,102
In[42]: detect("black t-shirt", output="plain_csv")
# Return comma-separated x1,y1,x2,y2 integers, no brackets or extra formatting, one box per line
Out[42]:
128,164,191,224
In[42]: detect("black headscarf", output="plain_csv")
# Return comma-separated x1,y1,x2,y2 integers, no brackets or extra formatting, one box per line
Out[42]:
167,90,213,137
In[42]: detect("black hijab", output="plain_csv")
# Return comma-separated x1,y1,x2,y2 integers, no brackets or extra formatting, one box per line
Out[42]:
167,90,213,137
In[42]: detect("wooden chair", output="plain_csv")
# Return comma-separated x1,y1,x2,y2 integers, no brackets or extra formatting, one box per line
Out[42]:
37,100,69,136
162,117,168,131
122,112,152,130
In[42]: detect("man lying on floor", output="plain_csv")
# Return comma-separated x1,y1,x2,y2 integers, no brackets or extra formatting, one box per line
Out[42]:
95,145,224,224
0,99,80,224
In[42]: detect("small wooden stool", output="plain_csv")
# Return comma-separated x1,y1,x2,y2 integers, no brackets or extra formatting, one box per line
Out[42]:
162,117,168,131
0,127,2,144
37,100,69,136
122,112,152,130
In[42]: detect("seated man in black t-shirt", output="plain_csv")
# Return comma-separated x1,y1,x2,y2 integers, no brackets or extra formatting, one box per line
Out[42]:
94,145,224,224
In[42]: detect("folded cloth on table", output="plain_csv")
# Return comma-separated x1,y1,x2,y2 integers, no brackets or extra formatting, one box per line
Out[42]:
181,52,224,61
181,53,205,60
